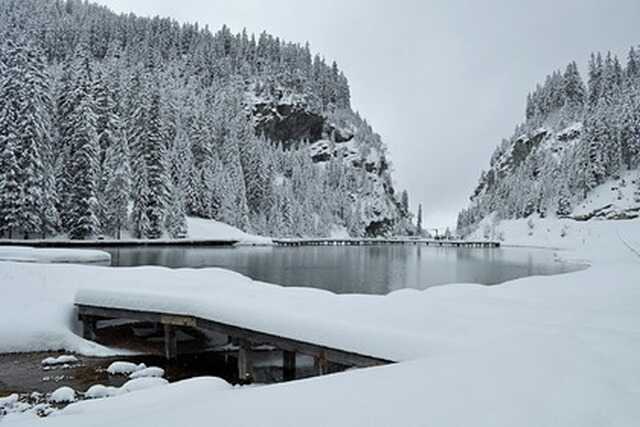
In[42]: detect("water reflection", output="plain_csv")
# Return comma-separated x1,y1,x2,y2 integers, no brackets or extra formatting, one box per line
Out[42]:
101,245,584,295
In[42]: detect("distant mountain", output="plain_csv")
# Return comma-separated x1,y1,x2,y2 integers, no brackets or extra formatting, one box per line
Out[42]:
458,46,640,236
0,0,408,240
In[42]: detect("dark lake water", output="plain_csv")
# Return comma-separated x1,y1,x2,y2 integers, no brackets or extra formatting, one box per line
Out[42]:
101,245,584,295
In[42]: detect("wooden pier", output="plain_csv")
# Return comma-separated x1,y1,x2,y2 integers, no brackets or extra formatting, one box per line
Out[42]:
0,239,239,248
76,304,391,383
274,238,500,248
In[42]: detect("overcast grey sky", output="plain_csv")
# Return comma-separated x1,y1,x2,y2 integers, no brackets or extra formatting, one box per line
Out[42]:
99,0,639,228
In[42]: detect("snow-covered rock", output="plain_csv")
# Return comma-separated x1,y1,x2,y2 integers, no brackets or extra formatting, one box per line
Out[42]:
49,387,76,404
84,385,118,400
41,355,79,366
129,367,165,379
106,362,147,376
0,394,19,409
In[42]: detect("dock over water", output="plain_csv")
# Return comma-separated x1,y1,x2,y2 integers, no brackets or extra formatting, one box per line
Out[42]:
274,238,500,248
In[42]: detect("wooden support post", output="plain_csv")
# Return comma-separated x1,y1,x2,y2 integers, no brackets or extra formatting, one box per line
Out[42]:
238,339,253,384
164,324,177,361
81,316,97,341
283,350,296,381
314,351,328,375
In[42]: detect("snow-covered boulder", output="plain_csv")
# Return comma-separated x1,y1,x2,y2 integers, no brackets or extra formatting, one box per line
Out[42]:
41,355,79,366
129,367,165,379
49,387,76,404
106,362,146,376
85,385,118,400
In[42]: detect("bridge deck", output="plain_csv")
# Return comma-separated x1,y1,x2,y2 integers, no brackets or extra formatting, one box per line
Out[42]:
76,303,392,383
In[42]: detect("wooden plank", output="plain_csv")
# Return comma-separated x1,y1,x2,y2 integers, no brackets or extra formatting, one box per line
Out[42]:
237,339,253,384
314,351,328,375
76,304,392,368
161,314,197,327
283,350,296,381
164,324,177,360
80,316,97,341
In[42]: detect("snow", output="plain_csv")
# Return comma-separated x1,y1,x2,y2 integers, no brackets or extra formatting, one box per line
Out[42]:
0,247,110,265
84,378,168,399
0,394,19,409
106,362,146,376
48,387,76,404
572,170,640,219
41,355,79,366
184,217,272,246
2,218,640,425
328,224,350,239
118,378,169,394
469,215,640,264
84,385,117,400
0,264,137,355
129,367,165,379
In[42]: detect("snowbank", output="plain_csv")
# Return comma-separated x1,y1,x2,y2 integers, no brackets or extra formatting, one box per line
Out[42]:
0,262,135,355
84,378,168,400
0,247,111,265
185,217,272,246
469,216,640,264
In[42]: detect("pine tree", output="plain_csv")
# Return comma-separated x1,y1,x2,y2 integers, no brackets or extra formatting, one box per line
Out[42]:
165,181,188,239
16,40,54,237
587,52,603,107
67,42,101,240
556,184,572,217
69,95,101,239
416,203,423,236
0,40,22,238
103,139,131,239
143,82,169,239
400,190,409,216
562,61,586,119
0,138,21,238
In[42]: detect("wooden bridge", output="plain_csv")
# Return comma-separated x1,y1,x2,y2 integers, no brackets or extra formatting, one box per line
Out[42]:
77,304,391,384
274,238,500,248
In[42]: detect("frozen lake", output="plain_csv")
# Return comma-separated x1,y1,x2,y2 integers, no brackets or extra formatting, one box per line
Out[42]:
101,245,584,295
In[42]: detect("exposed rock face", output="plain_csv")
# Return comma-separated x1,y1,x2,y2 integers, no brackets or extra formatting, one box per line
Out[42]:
253,102,325,145
247,90,403,235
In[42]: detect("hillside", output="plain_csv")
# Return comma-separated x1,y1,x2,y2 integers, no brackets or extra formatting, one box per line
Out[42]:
0,0,407,240
457,47,640,235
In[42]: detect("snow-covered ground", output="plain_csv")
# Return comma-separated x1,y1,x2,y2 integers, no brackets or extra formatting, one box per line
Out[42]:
184,217,272,245
0,247,111,265
2,218,640,426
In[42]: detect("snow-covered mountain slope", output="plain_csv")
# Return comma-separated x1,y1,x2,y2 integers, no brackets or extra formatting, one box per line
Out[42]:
572,169,640,220
457,47,640,235
0,0,407,241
